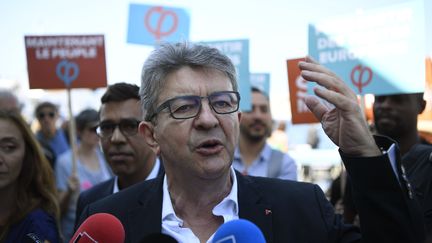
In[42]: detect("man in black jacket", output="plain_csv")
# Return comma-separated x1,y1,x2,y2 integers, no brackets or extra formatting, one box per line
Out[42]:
74,83,163,229
344,93,432,237
77,43,425,243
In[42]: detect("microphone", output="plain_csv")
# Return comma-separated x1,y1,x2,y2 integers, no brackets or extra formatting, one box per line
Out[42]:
139,233,178,243
70,213,125,243
23,233,43,243
212,219,266,243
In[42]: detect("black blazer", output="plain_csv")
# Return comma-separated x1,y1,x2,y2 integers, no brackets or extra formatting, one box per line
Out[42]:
77,140,424,243
74,161,165,230
402,143,432,234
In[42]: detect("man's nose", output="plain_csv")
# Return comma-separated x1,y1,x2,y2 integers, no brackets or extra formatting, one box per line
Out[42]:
110,126,127,142
251,107,266,118
194,100,219,128
376,97,392,108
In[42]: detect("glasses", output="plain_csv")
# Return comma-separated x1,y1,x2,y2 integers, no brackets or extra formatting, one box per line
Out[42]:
86,126,98,133
96,119,141,138
37,112,55,119
151,91,240,120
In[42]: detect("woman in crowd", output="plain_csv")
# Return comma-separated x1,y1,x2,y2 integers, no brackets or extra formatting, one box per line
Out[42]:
0,110,60,242
56,108,112,241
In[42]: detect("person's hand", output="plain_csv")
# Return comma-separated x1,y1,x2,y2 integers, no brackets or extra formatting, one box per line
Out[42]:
67,174,80,194
58,173,81,215
298,57,381,157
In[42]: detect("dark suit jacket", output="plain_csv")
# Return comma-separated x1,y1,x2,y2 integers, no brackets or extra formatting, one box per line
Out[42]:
77,138,425,243
74,178,115,230
402,143,432,234
74,161,165,231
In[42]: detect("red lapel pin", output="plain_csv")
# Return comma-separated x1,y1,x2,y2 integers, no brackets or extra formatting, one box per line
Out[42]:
265,209,272,215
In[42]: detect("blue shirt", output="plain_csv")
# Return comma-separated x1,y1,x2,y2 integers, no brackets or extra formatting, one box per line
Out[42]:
36,129,70,158
55,148,112,241
5,208,59,243
233,143,297,180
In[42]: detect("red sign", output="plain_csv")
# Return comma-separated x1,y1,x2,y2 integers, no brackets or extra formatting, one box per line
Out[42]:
25,35,107,89
287,58,318,124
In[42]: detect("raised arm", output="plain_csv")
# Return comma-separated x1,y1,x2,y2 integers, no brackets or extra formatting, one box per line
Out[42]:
299,57,380,157
299,57,426,242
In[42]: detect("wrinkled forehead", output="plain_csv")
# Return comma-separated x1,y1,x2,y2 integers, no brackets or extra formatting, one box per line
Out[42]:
158,67,234,98
252,91,270,105
0,118,23,139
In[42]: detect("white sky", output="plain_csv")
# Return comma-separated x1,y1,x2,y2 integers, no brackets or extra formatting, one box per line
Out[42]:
0,0,427,121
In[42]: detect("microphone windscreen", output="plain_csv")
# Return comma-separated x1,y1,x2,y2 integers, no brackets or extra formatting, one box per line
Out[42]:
212,219,266,243
140,233,178,243
70,213,125,243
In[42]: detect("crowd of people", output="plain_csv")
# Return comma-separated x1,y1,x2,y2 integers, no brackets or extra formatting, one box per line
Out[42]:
0,42,431,243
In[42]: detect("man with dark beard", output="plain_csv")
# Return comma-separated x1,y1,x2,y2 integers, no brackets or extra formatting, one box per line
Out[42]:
344,92,432,236
233,87,297,180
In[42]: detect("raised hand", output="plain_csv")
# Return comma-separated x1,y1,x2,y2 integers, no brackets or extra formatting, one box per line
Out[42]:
298,57,381,157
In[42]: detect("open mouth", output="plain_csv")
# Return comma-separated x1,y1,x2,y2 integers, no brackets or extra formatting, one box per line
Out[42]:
196,139,223,155
199,139,222,148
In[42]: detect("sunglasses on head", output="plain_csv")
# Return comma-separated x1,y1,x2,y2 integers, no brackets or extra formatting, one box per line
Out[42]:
37,112,55,119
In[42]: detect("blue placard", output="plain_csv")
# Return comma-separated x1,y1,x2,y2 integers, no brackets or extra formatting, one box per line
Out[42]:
201,39,251,111
308,0,425,95
127,4,190,46
250,73,270,96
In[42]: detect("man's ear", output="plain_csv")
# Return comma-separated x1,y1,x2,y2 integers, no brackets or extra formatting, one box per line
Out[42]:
139,121,160,155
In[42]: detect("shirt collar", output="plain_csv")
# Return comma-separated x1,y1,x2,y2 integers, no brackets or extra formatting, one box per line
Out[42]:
146,158,161,180
233,147,242,161
234,143,273,164
162,166,239,223
112,158,161,194
113,176,119,194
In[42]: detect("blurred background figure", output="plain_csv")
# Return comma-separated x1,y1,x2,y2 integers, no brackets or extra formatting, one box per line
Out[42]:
34,101,70,167
306,125,320,149
0,110,60,243
55,108,112,241
267,120,289,153
327,164,347,214
0,89,22,113
344,92,432,235
234,87,297,180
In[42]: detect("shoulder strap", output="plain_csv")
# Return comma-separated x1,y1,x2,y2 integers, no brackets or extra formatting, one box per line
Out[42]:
267,149,284,178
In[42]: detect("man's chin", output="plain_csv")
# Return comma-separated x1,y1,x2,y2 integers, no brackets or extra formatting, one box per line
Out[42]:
376,126,399,138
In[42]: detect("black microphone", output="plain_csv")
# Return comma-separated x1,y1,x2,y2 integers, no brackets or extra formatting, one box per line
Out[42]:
140,233,178,243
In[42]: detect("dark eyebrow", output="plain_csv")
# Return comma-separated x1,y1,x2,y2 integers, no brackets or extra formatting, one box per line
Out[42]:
98,120,115,126
0,137,20,143
99,118,140,123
